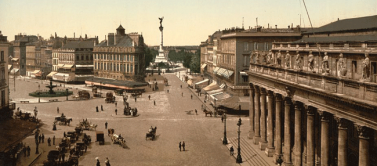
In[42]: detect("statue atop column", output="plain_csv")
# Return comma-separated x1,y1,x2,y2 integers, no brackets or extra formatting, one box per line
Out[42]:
159,17,164,27
338,53,347,77
321,52,329,75
308,51,314,72
285,51,291,69
276,50,282,67
295,51,302,71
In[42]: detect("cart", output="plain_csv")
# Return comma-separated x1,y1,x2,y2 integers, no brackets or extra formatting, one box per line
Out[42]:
96,131,104,145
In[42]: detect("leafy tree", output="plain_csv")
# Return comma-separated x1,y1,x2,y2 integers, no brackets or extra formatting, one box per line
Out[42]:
190,53,200,73
145,47,157,67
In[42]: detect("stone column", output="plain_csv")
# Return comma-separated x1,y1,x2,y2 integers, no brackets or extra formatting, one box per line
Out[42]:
249,85,255,139
356,125,371,166
253,86,261,144
306,107,315,166
259,88,267,150
294,102,302,166
319,111,330,166
283,98,293,166
265,91,275,156
335,117,348,166
273,94,283,163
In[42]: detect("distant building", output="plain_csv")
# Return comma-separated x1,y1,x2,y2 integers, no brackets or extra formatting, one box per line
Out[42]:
0,31,15,119
12,34,39,75
88,25,146,89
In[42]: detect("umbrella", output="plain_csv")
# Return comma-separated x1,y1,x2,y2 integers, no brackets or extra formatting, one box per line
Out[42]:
95,157,99,160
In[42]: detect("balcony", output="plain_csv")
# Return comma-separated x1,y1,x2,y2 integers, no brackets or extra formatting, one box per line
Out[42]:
249,63,377,103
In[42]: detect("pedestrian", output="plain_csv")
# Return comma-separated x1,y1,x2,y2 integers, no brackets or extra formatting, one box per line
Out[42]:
101,105,103,111
23,146,26,157
96,106,99,112
167,89,169,93
64,131,66,137
39,134,42,143
115,102,117,107
105,157,111,166
182,92,183,97
135,97,137,102
42,133,45,143
221,115,224,123
179,142,182,151
182,141,185,151
195,109,197,115
57,107,59,114
154,100,156,106
180,85,182,88
148,95,151,100
105,121,108,129
85,145,87,152
230,146,234,156
96,158,100,166
115,109,117,115
48,137,51,146
53,135,55,145
27,146,30,156
191,94,193,99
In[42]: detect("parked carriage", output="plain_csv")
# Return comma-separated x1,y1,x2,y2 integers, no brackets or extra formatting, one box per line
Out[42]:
54,116,72,125
77,90,90,100
78,120,97,130
203,108,213,117
15,111,30,120
146,126,157,141
96,131,105,145
110,133,127,148
105,92,116,103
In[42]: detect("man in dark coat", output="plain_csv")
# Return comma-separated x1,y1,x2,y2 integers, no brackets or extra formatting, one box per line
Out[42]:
179,142,182,151
182,141,186,151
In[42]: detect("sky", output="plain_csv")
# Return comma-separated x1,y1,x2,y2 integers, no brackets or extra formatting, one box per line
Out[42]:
0,0,376,46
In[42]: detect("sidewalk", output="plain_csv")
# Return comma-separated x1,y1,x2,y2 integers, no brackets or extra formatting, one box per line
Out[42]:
176,71,275,166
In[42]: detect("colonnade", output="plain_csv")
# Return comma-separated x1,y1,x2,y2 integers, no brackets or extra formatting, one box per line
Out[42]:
248,84,374,166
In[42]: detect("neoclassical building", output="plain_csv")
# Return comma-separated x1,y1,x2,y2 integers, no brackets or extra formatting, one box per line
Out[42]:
93,25,145,83
247,15,377,166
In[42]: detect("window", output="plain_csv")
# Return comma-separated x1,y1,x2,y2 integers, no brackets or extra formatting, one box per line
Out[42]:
127,64,129,72
86,56,89,60
130,65,133,72
242,76,248,83
243,42,249,51
95,63,97,69
1,90,5,106
1,68,4,79
81,56,84,60
243,55,249,67
90,54,93,60
1,51,4,61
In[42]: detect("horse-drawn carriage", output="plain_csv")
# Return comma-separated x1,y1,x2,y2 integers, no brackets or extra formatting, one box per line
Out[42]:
131,92,142,98
110,134,127,148
124,104,138,116
203,108,213,117
146,126,157,141
78,119,97,131
73,90,90,100
82,133,92,145
54,116,72,125
105,92,116,103
43,150,60,166
96,131,105,145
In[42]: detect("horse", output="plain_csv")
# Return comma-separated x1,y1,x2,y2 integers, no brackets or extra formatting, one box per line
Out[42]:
203,109,213,117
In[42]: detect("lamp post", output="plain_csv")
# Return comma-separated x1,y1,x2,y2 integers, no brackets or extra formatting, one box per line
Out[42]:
236,118,243,163
38,84,40,103
66,89,68,101
223,114,228,145
63,75,65,88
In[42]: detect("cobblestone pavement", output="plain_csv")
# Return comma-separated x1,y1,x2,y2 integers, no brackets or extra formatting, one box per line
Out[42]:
10,74,253,166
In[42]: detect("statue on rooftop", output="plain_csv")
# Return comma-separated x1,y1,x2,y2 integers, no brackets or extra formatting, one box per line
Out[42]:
266,50,273,65
276,50,282,67
253,51,259,64
321,52,329,75
285,51,291,69
338,53,347,77
362,53,370,81
295,51,302,71
308,51,314,72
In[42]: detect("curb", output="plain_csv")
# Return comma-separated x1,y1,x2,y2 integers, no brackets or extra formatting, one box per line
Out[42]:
28,148,43,166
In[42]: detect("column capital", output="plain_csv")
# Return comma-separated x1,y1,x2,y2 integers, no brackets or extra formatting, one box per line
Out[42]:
254,85,260,93
249,83,254,90
267,90,274,97
260,88,267,95
355,124,371,139
334,116,348,129
284,97,292,105
306,106,316,116
274,93,283,101
318,110,330,122
294,101,302,110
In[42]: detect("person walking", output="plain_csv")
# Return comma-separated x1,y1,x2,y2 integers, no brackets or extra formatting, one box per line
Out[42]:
105,122,108,129
154,100,156,106
48,137,51,146
96,158,100,166
57,107,59,114
195,109,197,115
179,142,182,151
105,157,111,166
180,85,182,88
135,97,137,102
115,109,117,115
53,135,55,145
42,133,45,143
167,89,169,93
27,146,30,156
115,102,117,107
96,106,99,112
148,95,151,100
230,146,234,156
182,141,186,151
38,134,42,143
221,115,224,123
23,146,26,157
191,94,193,99
182,92,183,97
101,105,103,111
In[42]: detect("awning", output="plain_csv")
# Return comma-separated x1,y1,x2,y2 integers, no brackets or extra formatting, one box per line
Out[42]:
10,68,19,74
212,92,232,101
11,58,19,61
223,70,234,79
201,64,207,69
8,65,12,70
240,72,248,76
35,71,42,77
220,83,226,89
187,79,193,86
76,65,94,68
216,68,225,76
47,72,57,78
62,64,73,69
58,64,65,67
203,82,220,92
207,88,224,94
31,70,40,74
195,79,209,85
213,67,220,74
54,73,69,77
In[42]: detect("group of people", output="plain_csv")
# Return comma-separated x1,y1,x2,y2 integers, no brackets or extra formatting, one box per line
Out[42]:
96,157,111,166
178,141,186,151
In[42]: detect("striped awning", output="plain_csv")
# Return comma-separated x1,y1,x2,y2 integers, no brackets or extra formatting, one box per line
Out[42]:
195,79,209,85
222,70,234,79
62,64,73,69
213,67,220,74
201,64,207,69
47,72,57,78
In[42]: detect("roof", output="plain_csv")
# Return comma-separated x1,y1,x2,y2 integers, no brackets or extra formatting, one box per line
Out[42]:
87,77,148,88
96,35,134,47
292,34,377,43
304,15,377,34
62,41,94,49
117,24,125,30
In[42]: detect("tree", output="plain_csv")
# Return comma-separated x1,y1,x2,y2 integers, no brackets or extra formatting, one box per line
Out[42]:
145,47,157,68
190,53,200,73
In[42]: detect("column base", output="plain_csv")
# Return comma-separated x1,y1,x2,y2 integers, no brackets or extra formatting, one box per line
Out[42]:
265,147,275,157
248,131,254,139
259,141,267,150
253,136,260,145
273,154,283,164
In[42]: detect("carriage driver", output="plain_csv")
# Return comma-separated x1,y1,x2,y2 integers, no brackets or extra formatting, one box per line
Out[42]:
61,113,66,119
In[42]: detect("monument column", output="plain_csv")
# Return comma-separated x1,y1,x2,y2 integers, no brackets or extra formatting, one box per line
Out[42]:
273,94,283,163
306,106,315,166
283,98,293,166
335,117,348,166
253,85,261,144
319,111,330,166
249,84,255,139
356,125,371,166
265,91,275,156
259,88,267,150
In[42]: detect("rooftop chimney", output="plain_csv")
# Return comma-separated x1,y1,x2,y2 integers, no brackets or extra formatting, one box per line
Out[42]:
275,25,277,29
74,33,75,39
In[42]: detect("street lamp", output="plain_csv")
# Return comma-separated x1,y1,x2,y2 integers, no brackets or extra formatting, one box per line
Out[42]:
236,118,243,163
66,89,68,101
38,84,40,103
223,114,228,145
63,75,65,88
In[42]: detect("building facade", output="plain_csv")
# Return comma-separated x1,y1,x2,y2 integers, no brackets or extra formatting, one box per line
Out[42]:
93,25,145,82
247,15,377,166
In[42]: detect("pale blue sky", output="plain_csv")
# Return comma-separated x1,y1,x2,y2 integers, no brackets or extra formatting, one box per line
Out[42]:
0,0,376,45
